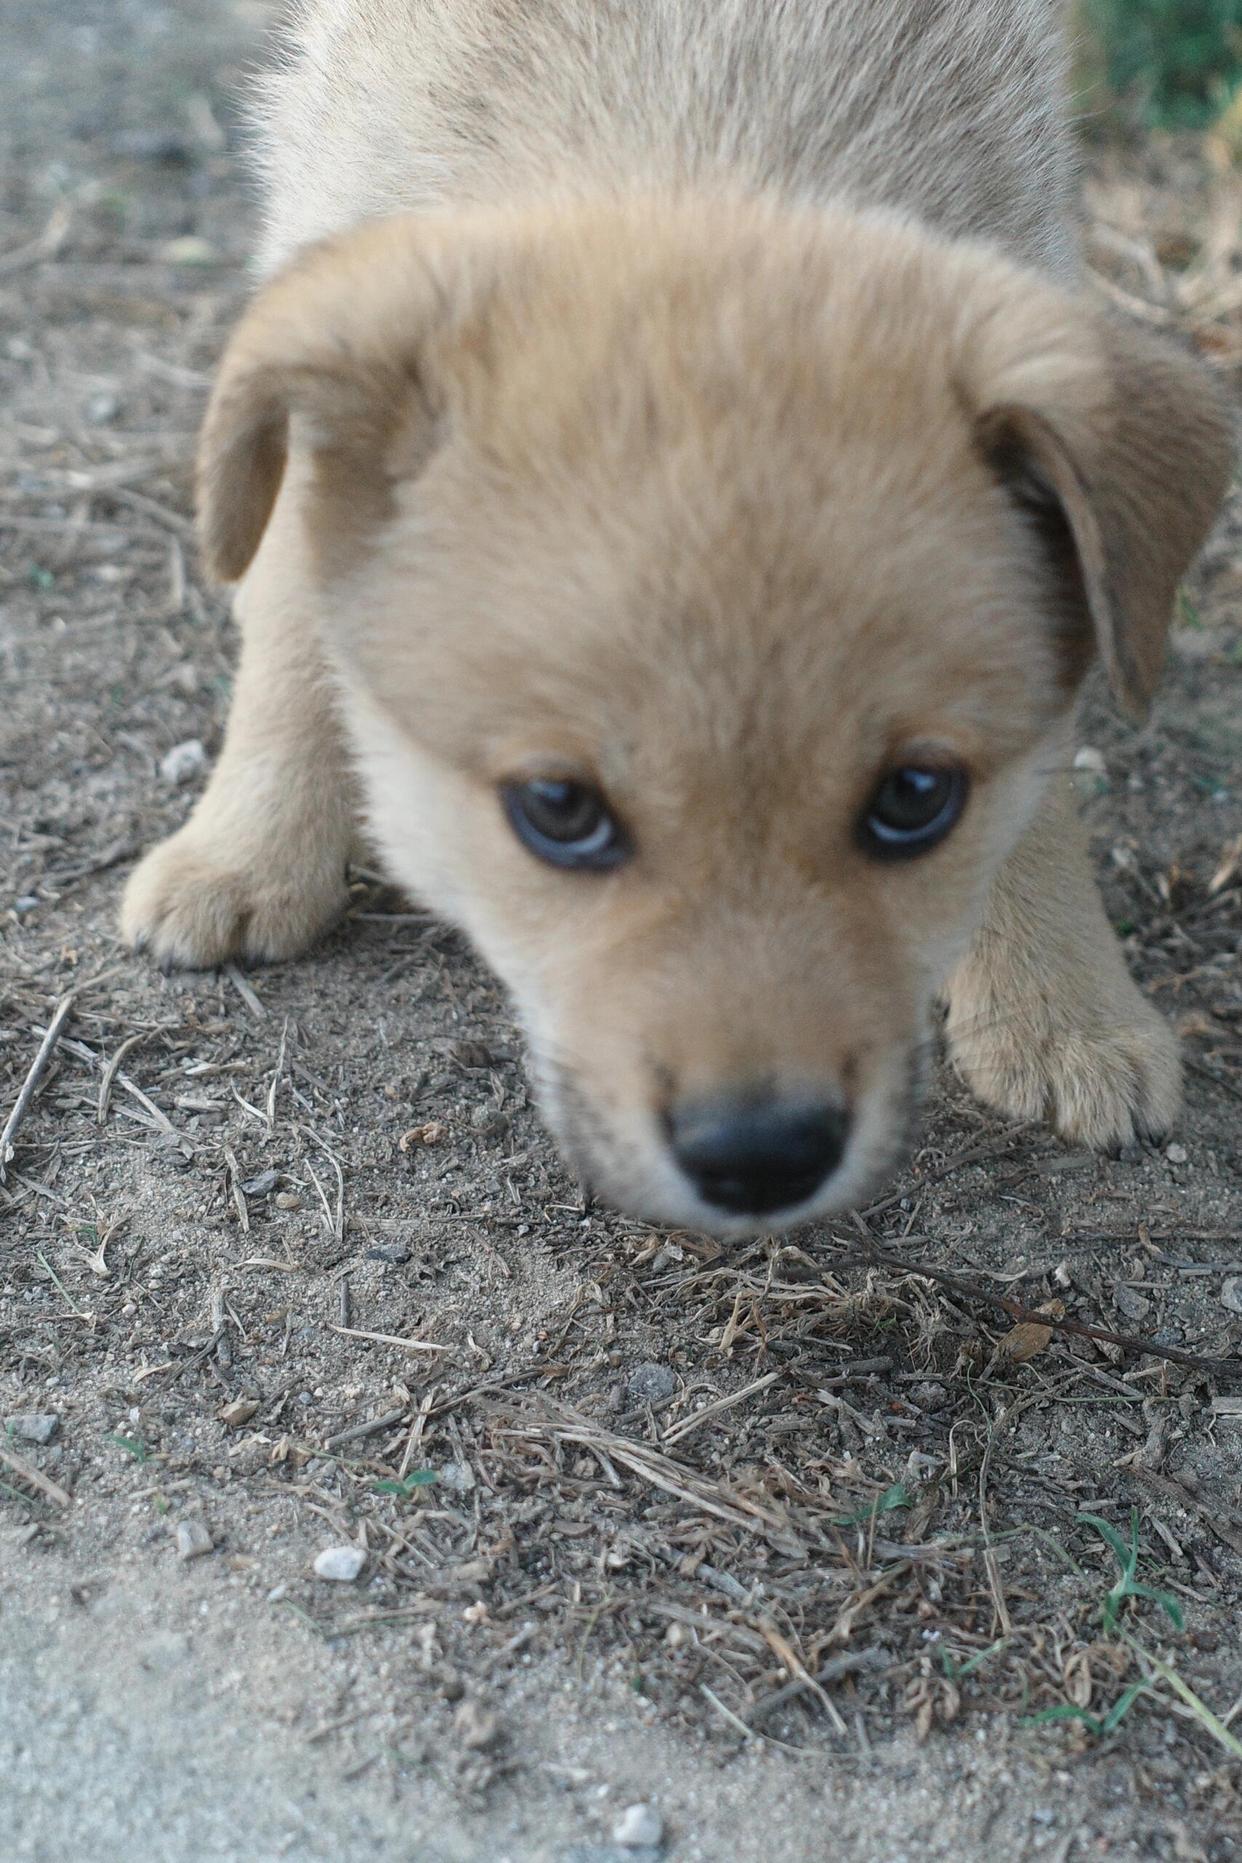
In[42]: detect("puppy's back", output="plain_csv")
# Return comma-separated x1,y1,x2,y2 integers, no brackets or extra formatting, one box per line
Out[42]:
257,0,1078,275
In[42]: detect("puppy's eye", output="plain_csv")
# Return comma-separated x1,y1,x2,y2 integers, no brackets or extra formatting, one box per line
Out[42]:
860,764,968,859
501,778,629,871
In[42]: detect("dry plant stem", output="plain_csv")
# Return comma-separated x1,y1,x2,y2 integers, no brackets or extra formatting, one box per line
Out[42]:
0,993,74,1182
0,1443,71,1507
836,1241,1236,1376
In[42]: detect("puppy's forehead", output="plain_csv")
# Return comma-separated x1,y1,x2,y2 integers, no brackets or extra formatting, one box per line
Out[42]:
419,423,1053,786
352,217,1065,778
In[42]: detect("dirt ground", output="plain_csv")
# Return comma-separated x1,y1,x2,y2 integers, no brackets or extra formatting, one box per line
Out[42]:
2,4,1241,1860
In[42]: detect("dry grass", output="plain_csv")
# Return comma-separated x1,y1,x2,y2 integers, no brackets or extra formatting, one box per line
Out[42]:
2,6,1241,1852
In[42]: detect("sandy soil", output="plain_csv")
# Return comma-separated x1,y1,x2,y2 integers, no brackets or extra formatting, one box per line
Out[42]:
2,5,1241,1859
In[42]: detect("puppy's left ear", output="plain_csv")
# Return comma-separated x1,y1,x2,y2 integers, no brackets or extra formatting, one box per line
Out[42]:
963,291,1234,718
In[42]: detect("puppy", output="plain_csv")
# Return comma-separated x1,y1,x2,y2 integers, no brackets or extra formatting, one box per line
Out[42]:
122,1,1233,1235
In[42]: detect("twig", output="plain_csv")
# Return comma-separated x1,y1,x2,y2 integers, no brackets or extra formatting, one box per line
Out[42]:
0,1443,71,1507
398,1387,437,1479
98,1027,164,1125
0,994,74,1182
330,1325,451,1356
832,1240,1236,1376
0,202,71,276
226,965,267,1020
661,1372,779,1447
324,1405,408,1451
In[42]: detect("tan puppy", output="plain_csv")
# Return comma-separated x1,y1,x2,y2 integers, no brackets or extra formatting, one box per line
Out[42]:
122,3,1232,1234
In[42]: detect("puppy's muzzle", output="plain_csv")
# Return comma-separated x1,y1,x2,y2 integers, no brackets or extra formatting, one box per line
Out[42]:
665,1093,850,1218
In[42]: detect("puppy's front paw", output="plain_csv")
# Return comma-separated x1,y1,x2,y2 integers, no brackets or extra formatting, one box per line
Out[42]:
947,987,1181,1151
121,823,346,969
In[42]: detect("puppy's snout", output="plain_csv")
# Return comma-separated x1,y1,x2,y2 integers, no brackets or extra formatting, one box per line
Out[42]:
666,1094,850,1218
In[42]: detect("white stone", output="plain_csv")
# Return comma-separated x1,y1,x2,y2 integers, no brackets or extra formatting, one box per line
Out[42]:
159,739,207,786
313,1545,366,1582
175,1520,213,1561
612,1804,664,1849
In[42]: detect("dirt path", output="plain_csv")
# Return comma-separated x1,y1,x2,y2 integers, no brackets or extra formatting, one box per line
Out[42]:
3,5,1241,1860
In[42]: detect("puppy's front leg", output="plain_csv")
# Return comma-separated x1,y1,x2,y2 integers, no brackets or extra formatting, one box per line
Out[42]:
945,774,1180,1150
121,463,356,968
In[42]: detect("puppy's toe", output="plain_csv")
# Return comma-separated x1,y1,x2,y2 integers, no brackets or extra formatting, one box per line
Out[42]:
121,826,345,969
949,999,1181,1153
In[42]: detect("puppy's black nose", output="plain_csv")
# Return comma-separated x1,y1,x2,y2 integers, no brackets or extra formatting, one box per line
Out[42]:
667,1096,849,1217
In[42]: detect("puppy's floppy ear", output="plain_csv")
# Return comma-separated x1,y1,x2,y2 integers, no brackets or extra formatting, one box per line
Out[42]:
196,214,498,582
959,284,1234,718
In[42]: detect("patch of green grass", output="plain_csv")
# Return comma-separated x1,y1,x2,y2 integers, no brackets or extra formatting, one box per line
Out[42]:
371,1469,437,1497
1020,1512,1196,1744
832,1482,911,1528
1081,0,1242,131
106,1432,150,1463
1078,1510,1184,1632
939,1639,1008,1683
1025,1680,1150,1737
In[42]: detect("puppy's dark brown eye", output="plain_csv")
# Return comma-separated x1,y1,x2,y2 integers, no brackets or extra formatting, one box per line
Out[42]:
860,765,968,859
501,778,629,871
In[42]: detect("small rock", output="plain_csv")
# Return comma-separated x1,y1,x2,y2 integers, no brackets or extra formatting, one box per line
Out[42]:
1164,1143,1188,1165
159,739,207,787
313,1545,366,1583
240,1168,280,1198
1221,1277,1242,1317
1113,1285,1151,1323
626,1363,676,1407
1072,746,1106,774
6,1413,59,1445
175,1520,213,1561
161,235,220,266
365,1243,410,1265
218,1398,259,1429
274,1191,302,1210
453,1698,500,1750
450,1039,494,1071
84,391,120,426
439,1460,476,1493
612,1805,664,1850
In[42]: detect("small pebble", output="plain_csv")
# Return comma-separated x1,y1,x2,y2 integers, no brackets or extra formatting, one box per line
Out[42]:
240,1168,280,1198
439,1460,476,1493
218,1398,259,1429
626,1364,676,1407
1113,1285,1151,1323
365,1243,410,1265
1164,1143,1188,1165
1221,1277,1242,1317
612,1805,663,1850
6,1413,59,1445
1072,746,1106,774
159,739,207,787
313,1545,366,1583
175,1520,213,1561
162,235,220,266
84,391,120,425
453,1699,500,1750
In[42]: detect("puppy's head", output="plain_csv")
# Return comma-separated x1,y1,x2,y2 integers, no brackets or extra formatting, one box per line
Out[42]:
199,198,1232,1233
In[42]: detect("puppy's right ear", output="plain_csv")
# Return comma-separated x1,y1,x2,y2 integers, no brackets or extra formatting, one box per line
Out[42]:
196,215,498,582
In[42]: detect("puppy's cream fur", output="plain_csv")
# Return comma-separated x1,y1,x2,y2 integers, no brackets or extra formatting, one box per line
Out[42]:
122,3,1233,1232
